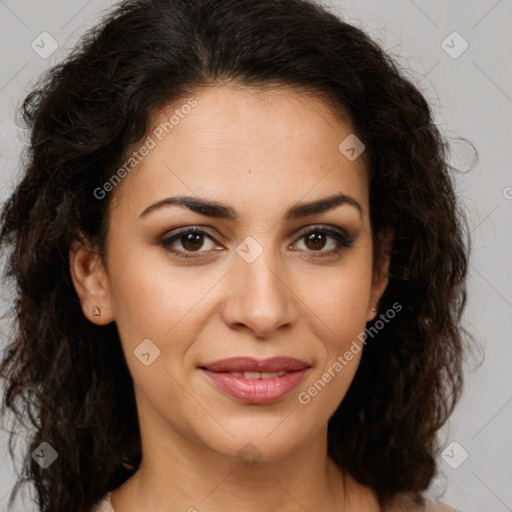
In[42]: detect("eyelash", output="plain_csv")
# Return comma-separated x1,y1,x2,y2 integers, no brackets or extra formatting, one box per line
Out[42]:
157,225,354,260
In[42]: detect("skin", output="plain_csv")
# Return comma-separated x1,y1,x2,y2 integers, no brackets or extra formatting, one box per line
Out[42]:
70,85,393,511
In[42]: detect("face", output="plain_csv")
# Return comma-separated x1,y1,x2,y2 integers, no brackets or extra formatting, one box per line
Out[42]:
71,85,391,465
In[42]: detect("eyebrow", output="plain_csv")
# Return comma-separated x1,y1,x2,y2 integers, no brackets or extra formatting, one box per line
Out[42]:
139,192,363,221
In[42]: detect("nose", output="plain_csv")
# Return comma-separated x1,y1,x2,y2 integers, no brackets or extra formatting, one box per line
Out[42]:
221,247,298,338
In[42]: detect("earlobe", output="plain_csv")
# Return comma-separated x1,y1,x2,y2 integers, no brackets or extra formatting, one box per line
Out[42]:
69,238,114,325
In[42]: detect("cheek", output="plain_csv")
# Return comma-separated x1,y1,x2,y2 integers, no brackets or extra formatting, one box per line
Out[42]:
300,257,374,340
105,243,225,392
106,242,211,338
295,257,373,408
107,249,204,412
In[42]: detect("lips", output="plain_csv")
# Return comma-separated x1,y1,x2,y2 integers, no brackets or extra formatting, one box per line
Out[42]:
199,357,310,404
216,370,287,379
201,356,310,373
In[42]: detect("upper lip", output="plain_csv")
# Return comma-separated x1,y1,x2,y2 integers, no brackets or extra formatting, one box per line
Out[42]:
201,357,310,373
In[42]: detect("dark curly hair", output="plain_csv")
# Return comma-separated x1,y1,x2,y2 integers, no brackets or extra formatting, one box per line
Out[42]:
0,0,472,511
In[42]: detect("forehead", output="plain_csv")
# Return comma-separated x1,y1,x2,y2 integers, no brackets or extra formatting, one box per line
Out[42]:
110,84,369,219
149,83,361,157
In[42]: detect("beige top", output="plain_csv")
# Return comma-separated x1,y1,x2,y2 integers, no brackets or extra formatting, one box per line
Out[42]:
92,492,461,511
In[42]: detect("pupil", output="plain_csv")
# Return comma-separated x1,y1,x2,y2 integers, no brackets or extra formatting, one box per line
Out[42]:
182,233,203,251
306,232,325,250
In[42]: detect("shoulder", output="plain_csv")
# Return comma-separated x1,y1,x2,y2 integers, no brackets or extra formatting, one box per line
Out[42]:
424,500,461,512
91,493,114,512
384,493,462,512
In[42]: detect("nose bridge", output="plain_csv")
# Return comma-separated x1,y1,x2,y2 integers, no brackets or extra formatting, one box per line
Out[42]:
239,243,282,295
223,235,295,336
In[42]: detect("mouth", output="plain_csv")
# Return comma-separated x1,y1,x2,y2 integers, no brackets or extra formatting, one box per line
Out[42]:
199,357,310,405
210,370,289,379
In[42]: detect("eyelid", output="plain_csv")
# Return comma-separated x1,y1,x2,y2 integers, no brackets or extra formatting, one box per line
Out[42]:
160,223,350,242
158,225,221,244
289,224,355,258
157,223,355,259
291,223,350,239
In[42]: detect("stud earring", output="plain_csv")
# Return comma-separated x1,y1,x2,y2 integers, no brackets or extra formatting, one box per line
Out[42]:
93,306,101,317
371,307,377,313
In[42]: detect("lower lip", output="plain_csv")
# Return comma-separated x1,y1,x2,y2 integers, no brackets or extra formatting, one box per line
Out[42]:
201,369,308,404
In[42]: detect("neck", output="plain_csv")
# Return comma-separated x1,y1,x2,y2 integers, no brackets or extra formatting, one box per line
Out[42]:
111,401,380,511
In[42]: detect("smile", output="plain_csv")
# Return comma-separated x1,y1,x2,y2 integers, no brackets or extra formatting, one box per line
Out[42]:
200,356,310,405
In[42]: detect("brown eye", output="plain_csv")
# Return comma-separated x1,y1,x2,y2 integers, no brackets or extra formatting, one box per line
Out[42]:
158,228,218,259
158,225,354,261
180,232,206,252
292,226,354,258
303,231,328,251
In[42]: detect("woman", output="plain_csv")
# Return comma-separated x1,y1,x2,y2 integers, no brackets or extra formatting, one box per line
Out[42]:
0,0,471,511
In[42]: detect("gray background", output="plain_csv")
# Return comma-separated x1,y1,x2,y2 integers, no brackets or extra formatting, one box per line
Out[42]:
0,1,511,511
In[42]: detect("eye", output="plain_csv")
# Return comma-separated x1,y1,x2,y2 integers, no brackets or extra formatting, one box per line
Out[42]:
157,225,354,260
157,227,219,259
290,225,354,258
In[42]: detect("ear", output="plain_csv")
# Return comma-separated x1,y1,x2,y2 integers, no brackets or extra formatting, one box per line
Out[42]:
69,236,114,325
366,227,394,322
